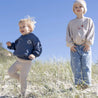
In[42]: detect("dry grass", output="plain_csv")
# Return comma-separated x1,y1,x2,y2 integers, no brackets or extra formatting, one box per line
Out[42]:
0,58,98,98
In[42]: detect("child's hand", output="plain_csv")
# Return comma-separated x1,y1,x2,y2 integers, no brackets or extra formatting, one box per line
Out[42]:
28,54,35,60
82,44,90,52
71,45,76,52
6,41,11,46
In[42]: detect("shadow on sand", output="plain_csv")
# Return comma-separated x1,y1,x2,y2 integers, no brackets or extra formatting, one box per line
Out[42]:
0,95,36,98
0,96,17,98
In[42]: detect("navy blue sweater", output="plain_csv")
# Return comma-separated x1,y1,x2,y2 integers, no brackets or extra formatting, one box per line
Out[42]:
8,33,42,60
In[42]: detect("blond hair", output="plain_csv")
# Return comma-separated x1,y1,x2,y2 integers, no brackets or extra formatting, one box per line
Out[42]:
19,16,36,32
73,0,87,14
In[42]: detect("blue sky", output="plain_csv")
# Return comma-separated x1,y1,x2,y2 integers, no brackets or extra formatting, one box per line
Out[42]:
0,0,98,63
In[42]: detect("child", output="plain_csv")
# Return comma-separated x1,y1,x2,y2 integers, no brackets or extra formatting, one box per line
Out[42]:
6,16,42,97
66,0,95,89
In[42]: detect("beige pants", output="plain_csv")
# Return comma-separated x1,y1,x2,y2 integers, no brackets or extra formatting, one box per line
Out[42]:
8,58,32,94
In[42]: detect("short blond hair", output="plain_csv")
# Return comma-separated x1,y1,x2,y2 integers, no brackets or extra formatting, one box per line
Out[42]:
19,16,36,32
73,0,87,14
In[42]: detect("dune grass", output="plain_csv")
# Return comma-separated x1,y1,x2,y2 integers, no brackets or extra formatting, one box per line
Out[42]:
0,58,98,98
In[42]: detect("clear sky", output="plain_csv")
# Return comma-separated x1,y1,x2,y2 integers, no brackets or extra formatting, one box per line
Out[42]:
0,0,98,63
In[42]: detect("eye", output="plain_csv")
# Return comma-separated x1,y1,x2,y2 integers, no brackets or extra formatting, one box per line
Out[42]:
20,27,22,29
80,6,83,8
23,26,26,28
75,7,78,9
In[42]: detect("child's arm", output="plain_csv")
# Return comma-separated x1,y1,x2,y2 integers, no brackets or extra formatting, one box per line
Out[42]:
83,18,95,52
6,41,16,50
32,41,42,57
66,23,74,48
6,39,19,50
85,18,95,46
29,37,42,59
66,23,77,52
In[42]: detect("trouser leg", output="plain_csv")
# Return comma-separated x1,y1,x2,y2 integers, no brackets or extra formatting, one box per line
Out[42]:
81,50,92,85
20,61,32,94
71,50,82,85
8,61,20,81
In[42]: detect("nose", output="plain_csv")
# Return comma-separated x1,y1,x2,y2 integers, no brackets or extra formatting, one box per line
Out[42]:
77,7,80,9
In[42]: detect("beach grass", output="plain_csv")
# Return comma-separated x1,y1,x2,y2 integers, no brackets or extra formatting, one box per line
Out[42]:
0,58,98,98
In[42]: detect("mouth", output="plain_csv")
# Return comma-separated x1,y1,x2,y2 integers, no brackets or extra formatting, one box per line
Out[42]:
21,30,24,33
77,10,81,12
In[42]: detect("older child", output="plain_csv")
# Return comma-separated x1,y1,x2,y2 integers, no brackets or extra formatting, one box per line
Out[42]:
66,0,95,89
6,16,42,97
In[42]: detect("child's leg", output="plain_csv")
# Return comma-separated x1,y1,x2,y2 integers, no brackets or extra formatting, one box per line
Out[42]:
8,61,20,81
81,50,92,86
71,49,82,85
19,60,32,95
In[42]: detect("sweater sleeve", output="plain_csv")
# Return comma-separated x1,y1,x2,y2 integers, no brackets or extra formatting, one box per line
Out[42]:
32,37,42,57
85,18,95,46
7,43,16,50
7,39,19,50
66,23,74,48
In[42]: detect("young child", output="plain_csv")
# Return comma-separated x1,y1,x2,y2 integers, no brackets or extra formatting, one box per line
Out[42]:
6,16,42,97
66,0,95,89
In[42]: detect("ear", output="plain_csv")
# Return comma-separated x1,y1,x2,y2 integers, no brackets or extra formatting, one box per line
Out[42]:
29,27,33,32
73,8,76,14
83,8,85,14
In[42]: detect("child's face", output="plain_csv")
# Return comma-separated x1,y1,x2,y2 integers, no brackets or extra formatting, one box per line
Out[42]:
73,3,84,16
19,22,31,35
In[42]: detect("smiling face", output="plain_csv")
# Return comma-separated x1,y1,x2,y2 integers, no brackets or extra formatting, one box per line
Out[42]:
19,22,31,35
73,3,84,16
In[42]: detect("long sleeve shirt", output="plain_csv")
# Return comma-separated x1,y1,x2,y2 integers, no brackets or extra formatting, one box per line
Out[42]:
66,17,95,48
7,33,42,60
